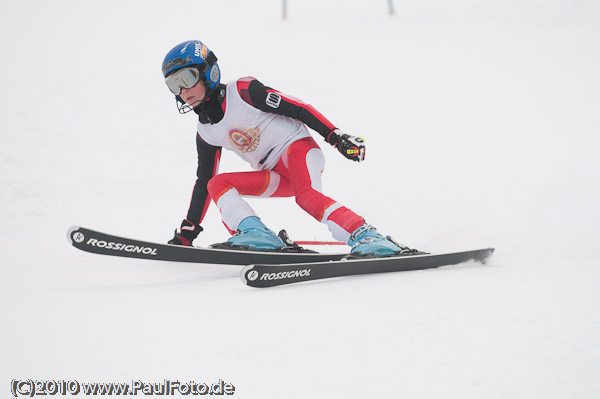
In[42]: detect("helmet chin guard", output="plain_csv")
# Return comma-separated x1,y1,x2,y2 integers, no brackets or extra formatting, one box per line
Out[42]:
175,96,195,114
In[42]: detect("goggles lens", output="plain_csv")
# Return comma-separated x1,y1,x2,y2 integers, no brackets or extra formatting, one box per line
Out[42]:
165,67,202,95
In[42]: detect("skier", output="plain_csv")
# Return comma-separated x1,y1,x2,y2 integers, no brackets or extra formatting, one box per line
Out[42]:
164,40,409,257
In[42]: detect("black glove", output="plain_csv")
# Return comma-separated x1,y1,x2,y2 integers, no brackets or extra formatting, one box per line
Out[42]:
326,129,366,162
168,219,203,246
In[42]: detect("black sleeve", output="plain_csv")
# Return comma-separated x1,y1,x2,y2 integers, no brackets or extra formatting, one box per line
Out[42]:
238,78,337,140
185,134,221,225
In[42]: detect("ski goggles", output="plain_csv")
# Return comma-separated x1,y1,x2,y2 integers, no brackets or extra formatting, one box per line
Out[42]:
165,67,203,95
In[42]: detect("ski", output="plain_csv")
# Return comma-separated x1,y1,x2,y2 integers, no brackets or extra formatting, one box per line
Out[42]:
67,226,347,265
240,248,495,287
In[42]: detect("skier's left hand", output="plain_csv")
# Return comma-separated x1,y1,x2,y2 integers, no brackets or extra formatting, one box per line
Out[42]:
327,129,366,162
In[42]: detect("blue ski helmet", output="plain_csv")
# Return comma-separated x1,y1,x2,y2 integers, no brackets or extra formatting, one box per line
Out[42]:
162,40,220,90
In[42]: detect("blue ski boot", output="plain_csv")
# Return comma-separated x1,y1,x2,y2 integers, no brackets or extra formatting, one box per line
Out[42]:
226,216,286,251
348,224,410,257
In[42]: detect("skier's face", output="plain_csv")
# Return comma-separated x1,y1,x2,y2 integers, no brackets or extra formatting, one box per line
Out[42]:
180,80,206,107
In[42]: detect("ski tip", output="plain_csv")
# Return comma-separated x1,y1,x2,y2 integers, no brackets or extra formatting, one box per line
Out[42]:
66,226,81,244
482,248,495,263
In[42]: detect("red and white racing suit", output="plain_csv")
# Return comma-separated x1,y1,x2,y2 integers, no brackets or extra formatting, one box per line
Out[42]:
184,77,365,243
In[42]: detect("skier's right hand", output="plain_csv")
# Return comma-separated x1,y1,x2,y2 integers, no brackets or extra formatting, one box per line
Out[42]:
168,219,203,246
326,129,366,162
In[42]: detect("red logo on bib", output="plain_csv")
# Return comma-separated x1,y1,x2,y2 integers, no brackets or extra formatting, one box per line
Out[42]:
228,127,260,153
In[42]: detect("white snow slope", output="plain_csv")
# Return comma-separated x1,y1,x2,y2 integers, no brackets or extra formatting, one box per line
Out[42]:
1,0,599,398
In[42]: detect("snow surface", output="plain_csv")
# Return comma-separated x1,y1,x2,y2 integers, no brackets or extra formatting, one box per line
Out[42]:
1,0,599,397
